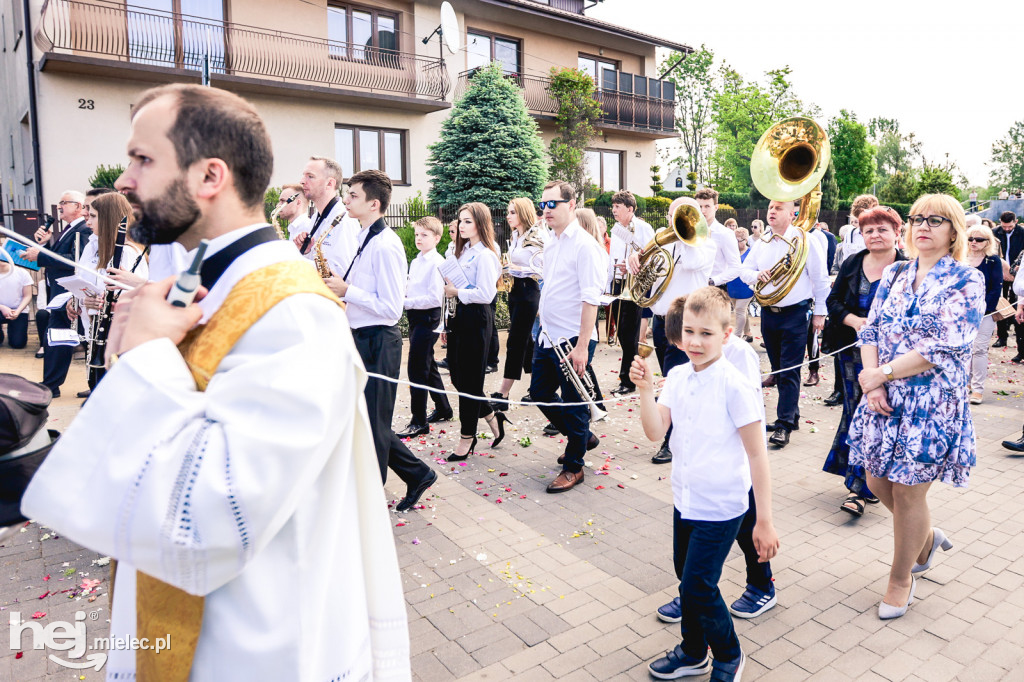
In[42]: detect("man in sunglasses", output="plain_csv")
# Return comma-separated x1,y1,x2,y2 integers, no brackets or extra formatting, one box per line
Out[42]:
994,211,1024,361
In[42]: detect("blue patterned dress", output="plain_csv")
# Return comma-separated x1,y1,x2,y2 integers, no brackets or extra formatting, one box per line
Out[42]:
847,255,985,487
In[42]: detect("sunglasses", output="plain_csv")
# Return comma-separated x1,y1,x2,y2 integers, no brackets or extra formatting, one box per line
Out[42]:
537,199,570,210
967,237,990,243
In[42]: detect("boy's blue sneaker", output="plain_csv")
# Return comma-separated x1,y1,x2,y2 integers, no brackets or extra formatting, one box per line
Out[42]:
656,596,682,623
710,652,745,682
728,583,776,619
648,645,710,679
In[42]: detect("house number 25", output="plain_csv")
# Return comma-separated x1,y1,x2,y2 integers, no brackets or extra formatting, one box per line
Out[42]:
78,99,95,110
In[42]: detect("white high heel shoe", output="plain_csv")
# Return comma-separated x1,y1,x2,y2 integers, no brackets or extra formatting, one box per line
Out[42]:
878,576,916,620
911,527,953,574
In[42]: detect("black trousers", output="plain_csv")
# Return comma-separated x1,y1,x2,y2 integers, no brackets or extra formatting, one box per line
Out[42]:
447,302,494,437
997,285,1024,348
488,296,500,367
351,324,432,487
610,294,642,388
504,278,539,381
41,306,80,393
35,309,49,348
406,308,450,424
0,312,29,349
761,300,811,431
529,337,597,473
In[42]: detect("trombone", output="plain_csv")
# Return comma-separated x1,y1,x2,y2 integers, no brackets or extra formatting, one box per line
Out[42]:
540,330,607,422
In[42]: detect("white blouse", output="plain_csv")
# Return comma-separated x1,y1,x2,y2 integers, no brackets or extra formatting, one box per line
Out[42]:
455,241,499,305
508,225,547,278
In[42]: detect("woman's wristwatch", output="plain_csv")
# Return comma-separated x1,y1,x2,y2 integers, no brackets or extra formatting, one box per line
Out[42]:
880,363,895,382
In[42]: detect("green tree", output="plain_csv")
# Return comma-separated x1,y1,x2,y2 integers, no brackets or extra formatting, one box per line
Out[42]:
427,63,547,206
917,162,960,198
828,110,875,200
878,171,919,204
868,117,920,179
88,164,125,189
547,67,602,198
989,120,1024,190
662,45,717,184
650,165,664,195
820,157,839,210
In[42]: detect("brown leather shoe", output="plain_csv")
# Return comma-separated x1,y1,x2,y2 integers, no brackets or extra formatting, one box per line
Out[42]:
761,375,776,388
803,371,820,386
546,469,584,493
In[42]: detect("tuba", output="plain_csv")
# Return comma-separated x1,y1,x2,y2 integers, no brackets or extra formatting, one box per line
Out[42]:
624,203,709,308
749,116,831,306
521,223,546,280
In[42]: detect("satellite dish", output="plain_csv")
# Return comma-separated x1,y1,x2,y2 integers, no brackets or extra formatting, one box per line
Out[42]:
439,2,460,53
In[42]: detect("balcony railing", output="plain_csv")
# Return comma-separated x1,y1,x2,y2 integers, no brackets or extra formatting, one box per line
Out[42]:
35,0,450,101
455,69,676,135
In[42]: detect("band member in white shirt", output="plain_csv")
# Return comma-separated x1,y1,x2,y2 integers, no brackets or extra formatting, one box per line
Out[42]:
275,183,311,240
291,156,358,276
530,181,606,493
443,202,509,461
491,197,547,408
739,199,830,448
397,217,453,438
695,188,742,290
324,169,438,511
607,190,655,395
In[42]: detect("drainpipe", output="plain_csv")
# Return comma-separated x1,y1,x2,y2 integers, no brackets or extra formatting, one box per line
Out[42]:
23,0,45,218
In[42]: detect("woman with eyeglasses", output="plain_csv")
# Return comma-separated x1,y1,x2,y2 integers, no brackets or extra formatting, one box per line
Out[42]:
847,195,985,620
443,202,509,461
823,206,906,518
964,225,1006,404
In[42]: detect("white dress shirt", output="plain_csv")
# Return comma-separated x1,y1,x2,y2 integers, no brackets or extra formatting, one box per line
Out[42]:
537,220,606,346
454,241,499,305
739,225,830,314
723,334,766,426
148,242,189,281
286,213,312,241
344,221,407,329
658,356,762,521
708,219,742,286
308,200,359,278
508,226,548,279
405,249,445,310
649,239,717,317
607,216,654,290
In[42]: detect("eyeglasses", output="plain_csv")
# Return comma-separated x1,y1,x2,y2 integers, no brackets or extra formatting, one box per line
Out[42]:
57,200,81,206
909,214,952,228
537,199,570,210
967,237,990,243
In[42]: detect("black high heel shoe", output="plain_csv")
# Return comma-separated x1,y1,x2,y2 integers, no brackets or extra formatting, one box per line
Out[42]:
490,412,511,448
447,435,477,462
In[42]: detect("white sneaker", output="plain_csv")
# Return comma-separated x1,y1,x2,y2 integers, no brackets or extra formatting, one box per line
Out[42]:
970,393,983,405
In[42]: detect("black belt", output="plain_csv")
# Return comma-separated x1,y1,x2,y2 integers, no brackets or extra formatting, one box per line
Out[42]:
763,298,812,314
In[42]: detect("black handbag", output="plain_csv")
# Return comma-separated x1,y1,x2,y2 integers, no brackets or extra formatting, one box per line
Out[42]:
0,374,57,526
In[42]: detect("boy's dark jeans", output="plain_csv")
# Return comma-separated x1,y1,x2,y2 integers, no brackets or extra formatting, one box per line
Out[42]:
735,488,773,591
673,507,744,663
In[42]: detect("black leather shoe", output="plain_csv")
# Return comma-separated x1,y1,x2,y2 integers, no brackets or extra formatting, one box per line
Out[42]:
610,383,636,396
488,391,508,413
76,389,91,399
587,432,599,450
397,422,429,439
395,469,438,512
520,392,533,404
490,412,511,448
426,408,453,423
823,390,842,406
1012,355,1024,364
543,423,560,436
35,347,45,359
1002,433,1024,452
485,364,499,374
652,441,672,464
993,338,1008,348
769,427,790,447
438,358,449,370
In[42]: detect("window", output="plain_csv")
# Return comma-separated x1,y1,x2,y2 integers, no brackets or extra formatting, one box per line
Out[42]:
126,0,225,71
466,30,520,76
328,3,398,64
578,54,617,90
335,125,406,184
585,149,622,192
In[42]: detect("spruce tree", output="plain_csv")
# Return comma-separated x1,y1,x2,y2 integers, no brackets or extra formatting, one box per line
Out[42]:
428,63,547,207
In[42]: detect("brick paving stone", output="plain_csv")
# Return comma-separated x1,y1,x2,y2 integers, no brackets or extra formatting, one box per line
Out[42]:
872,649,926,682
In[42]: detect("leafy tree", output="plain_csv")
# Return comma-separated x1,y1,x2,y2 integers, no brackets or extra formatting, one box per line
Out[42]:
88,164,125,189
427,63,547,206
820,157,839,210
868,117,921,179
917,162,960,198
662,46,717,185
650,165,664,195
989,120,1024,190
264,186,281,224
685,171,697,192
828,110,875,199
547,67,602,199
878,171,918,205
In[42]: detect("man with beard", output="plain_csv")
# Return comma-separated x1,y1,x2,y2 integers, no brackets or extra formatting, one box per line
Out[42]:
291,156,359,277
21,83,410,681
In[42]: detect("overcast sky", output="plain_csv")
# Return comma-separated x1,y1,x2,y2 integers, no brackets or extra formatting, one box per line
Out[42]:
589,0,1022,187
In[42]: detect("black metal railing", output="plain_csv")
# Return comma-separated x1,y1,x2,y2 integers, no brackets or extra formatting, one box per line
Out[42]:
35,0,450,100
455,69,676,134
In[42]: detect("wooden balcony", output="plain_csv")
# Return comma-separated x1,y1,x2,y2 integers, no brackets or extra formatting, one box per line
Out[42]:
34,0,451,112
455,69,677,139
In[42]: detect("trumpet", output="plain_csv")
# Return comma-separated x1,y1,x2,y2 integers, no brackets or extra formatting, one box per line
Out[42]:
434,294,457,334
541,330,607,422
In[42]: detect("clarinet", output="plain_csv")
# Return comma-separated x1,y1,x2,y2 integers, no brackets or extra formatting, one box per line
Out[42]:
86,217,128,388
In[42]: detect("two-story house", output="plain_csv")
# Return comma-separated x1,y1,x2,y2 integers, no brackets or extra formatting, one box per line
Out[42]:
0,0,688,223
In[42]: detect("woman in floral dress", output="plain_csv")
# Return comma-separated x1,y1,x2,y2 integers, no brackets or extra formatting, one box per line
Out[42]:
848,194,985,620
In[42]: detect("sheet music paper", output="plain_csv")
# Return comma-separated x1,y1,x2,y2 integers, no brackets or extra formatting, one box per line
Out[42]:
46,328,82,347
55,275,102,300
439,256,469,289
612,224,639,248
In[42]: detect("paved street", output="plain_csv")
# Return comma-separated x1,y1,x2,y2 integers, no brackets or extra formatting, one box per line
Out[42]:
3,320,1024,681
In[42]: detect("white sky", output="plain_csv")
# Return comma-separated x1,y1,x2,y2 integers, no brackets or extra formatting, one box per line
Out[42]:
589,0,1023,187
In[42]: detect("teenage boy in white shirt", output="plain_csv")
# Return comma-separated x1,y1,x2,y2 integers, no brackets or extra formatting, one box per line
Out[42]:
631,286,778,682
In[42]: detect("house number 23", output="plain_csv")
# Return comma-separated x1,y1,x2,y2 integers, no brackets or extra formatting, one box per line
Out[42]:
78,99,95,110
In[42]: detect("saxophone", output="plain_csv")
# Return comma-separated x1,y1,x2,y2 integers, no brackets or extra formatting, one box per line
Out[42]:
314,213,345,278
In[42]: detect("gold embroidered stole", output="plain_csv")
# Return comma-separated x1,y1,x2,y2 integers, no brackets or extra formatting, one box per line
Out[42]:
130,261,342,681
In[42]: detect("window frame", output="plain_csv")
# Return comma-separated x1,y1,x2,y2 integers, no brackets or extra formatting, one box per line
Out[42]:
465,28,522,76
334,124,408,185
327,2,399,63
585,148,624,192
577,52,618,90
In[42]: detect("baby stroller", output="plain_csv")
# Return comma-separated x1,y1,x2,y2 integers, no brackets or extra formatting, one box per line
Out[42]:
0,374,57,543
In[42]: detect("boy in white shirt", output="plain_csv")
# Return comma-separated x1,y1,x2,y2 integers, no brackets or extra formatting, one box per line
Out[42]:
397,217,453,438
632,287,778,682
